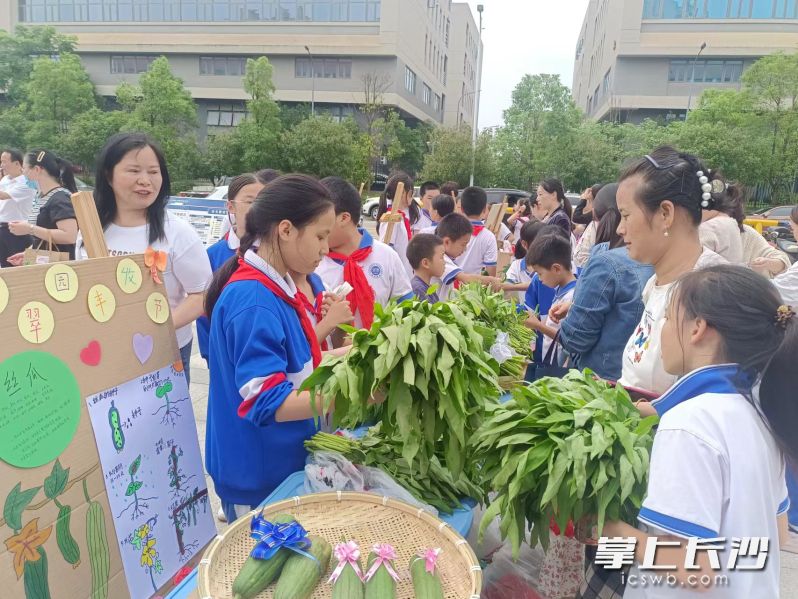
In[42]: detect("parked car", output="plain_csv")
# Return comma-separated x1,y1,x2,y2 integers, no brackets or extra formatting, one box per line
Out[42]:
370,174,388,193
74,177,93,192
486,188,532,213
751,205,794,221
207,186,229,201
763,225,798,264
362,196,381,220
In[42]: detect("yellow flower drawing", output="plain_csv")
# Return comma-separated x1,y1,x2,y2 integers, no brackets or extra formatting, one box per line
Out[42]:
4,518,53,579
140,538,157,567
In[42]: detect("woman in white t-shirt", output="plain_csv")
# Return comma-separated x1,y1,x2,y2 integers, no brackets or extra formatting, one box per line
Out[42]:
78,133,212,383
616,147,728,397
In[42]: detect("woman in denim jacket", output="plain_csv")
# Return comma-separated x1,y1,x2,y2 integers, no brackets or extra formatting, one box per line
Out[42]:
553,183,653,381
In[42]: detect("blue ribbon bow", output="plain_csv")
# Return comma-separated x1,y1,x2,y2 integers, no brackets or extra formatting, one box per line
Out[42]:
249,514,318,567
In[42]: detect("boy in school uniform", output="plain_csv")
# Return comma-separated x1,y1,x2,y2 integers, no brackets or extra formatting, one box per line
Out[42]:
316,177,413,329
433,213,502,300
456,186,499,276
523,234,578,358
407,233,446,303
419,193,456,235
413,181,440,234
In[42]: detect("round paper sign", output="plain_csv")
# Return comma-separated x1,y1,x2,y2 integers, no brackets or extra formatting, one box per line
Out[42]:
0,351,81,468
88,284,117,323
0,277,8,314
17,301,55,344
116,258,142,294
45,264,79,303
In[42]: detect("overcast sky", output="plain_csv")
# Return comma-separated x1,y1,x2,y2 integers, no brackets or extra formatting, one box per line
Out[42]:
461,0,591,128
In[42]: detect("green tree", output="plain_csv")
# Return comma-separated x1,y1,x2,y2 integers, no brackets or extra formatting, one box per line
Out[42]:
420,126,496,187
281,116,370,183
278,103,312,130
24,53,97,147
203,131,242,184
57,108,129,172
0,25,76,103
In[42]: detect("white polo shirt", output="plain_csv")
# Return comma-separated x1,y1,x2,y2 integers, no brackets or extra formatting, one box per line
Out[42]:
455,221,498,275
419,224,439,236
412,209,434,234
379,212,413,277
315,229,413,329
431,254,462,301
0,174,35,223
505,258,533,303
625,364,788,599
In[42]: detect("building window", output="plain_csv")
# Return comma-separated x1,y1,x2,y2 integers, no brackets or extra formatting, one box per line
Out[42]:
602,68,611,95
110,55,157,74
324,105,355,123
422,83,432,105
19,0,383,22
206,102,248,128
405,66,416,94
200,56,248,76
433,94,441,112
642,0,797,18
295,57,352,78
668,59,744,83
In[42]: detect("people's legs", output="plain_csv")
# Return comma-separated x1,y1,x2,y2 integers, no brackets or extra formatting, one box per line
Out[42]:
221,502,255,524
179,340,192,386
0,225,30,267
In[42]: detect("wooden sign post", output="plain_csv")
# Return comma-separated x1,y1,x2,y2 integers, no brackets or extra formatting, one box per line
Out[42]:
358,182,365,197
380,181,406,244
71,191,108,259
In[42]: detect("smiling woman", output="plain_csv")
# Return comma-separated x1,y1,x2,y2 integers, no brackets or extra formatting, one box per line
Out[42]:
76,132,213,382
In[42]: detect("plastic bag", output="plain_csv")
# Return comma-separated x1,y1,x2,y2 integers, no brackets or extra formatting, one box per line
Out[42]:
489,331,515,364
481,540,547,599
304,451,438,516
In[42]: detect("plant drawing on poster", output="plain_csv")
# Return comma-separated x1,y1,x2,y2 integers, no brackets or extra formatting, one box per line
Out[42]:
86,364,215,599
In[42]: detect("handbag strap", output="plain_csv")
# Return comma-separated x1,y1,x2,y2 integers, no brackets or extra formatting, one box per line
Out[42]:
542,330,561,366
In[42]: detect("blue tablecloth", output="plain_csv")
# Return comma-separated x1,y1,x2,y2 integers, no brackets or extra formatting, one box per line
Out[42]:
166,471,476,599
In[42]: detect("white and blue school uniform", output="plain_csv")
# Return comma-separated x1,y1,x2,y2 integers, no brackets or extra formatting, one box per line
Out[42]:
412,209,435,234
456,220,498,275
431,254,463,301
316,229,413,329
625,364,789,599
379,207,413,277
419,223,439,236
205,249,320,514
541,279,577,358
505,257,533,303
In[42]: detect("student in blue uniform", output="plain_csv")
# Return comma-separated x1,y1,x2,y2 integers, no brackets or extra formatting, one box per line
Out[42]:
197,173,265,364
204,174,345,523
603,265,796,598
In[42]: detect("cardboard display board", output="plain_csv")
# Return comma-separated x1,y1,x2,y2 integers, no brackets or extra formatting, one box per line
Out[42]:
0,255,214,599
485,198,507,238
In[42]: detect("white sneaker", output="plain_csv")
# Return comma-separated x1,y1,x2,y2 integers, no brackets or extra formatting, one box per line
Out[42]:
217,506,227,522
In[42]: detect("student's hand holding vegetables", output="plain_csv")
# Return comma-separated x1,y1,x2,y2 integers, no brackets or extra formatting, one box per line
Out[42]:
548,300,572,324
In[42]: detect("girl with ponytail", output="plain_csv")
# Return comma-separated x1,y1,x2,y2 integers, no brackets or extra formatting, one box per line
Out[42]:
204,174,344,523
376,171,417,276
8,149,78,260
603,265,795,597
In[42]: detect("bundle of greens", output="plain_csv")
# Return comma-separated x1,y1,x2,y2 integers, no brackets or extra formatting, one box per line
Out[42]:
305,428,483,514
473,370,657,556
451,283,534,378
301,299,501,480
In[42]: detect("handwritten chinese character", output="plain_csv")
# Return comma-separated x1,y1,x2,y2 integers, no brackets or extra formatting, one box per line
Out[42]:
641,537,682,571
154,298,163,320
596,537,637,570
55,273,70,292
727,537,769,571
685,537,725,570
93,289,107,317
26,363,47,387
121,266,137,287
4,371,21,396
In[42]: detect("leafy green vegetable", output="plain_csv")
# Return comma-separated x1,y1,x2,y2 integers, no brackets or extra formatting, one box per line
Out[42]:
301,298,501,480
473,370,657,557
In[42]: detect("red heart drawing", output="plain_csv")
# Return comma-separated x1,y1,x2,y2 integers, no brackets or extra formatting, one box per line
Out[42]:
80,340,102,366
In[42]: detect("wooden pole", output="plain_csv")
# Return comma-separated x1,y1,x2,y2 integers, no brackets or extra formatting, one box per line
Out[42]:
358,182,365,197
71,191,108,259
380,181,405,244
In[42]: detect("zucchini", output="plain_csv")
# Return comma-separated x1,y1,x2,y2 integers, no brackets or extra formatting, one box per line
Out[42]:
231,514,298,599
84,480,110,599
410,552,444,599
275,535,332,599
364,551,397,599
23,547,51,599
55,503,81,567
332,559,365,599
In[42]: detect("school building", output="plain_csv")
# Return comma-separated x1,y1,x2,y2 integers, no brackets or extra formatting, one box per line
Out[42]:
0,0,482,136
572,0,798,123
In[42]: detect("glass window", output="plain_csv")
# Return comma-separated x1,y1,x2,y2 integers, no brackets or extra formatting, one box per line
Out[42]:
280,1,297,19
662,0,685,16
704,59,723,82
136,56,151,72
706,0,730,16
339,59,351,78
149,0,164,20
349,1,365,20
422,84,431,104
295,57,309,77
723,60,743,81
200,57,212,74
207,109,220,126
111,56,124,73
750,0,773,16
213,57,227,75
690,60,705,82
669,59,687,81
433,94,440,111
405,66,416,94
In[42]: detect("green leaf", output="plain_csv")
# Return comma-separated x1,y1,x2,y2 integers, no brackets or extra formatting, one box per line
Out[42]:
3,483,40,532
402,355,415,386
125,481,143,496
619,455,634,503
43,459,69,500
129,455,142,476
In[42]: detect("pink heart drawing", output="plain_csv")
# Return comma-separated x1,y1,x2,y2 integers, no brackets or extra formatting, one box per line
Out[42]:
80,340,102,366
132,333,154,365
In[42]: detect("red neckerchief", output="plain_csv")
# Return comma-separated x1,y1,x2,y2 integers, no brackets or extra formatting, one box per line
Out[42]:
327,243,376,329
396,210,413,239
295,287,329,351
472,225,485,237
227,259,322,367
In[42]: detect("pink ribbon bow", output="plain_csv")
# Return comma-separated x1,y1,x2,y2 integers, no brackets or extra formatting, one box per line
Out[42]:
364,543,401,582
327,541,364,584
415,547,442,574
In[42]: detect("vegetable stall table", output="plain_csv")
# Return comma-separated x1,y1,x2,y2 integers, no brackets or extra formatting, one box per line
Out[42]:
166,473,476,599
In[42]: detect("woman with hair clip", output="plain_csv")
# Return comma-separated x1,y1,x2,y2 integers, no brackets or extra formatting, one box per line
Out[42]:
77,132,212,382
698,181,744,263
553,183,654,381
536,178,573,237
376,171,418,276
204,174,352,523
8,149,79,262
603,265,795,598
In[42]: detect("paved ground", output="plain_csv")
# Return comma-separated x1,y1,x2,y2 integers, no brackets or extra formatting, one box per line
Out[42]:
188,214,798,595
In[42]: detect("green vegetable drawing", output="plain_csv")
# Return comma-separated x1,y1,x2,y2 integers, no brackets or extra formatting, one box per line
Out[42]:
129,517,163,592
43,460,80,568
23,547,50,599
118,454,157,520
3,483,52,599
108,401,125,453
83,478,110,599
151,379,187,426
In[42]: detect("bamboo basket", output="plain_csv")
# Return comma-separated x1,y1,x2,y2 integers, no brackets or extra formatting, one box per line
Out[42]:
197,491,482,599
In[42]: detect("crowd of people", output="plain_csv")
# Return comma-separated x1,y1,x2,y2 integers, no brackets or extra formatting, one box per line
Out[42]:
2,133,798,597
